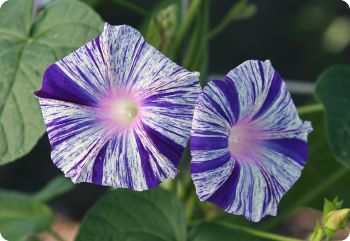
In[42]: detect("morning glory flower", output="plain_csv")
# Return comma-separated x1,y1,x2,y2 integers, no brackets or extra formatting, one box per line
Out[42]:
35,23,200,191
190,60,312,222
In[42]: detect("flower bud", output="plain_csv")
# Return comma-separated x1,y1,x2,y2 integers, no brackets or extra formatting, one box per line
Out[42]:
324,208,350,231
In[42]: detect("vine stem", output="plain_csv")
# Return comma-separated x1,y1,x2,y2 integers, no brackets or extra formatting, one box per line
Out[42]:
217,221,303,241
172,0,202,61
208,17,230,40
48,228,65,241
297,103,323,115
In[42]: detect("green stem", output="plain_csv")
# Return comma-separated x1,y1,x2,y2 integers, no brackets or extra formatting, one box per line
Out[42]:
297,103,323,115
185,193,197,221
262,168,350,230
325,236,333,241
208,18,230,40
109,0,150,17
217,222,303,241
48,229,65,241
172,0,202,60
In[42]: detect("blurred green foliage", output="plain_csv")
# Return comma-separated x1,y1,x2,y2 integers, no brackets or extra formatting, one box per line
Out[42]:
316,66,350,166
0,176,73,241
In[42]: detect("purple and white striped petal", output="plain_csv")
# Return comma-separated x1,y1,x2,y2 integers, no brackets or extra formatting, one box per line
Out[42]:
35,23,200,191
190,60,312,222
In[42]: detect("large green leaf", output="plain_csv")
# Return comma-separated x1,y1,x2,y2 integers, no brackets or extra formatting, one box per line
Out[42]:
0,0,103,164
315,65,350,166
76,188,187,241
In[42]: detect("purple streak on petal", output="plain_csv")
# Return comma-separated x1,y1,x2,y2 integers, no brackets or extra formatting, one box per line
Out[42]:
207,161,241,210
213,77,240,125
143,84,197,105
50,121,95,150
191,136,228,151
35,64,96,106
264,138,308,166
66,141,99,175
123,137,134,189
94,37,106,65
253,70,283,120
134,131,160,188
86,37,106,84
258,61,266,90
122,35,144,84
92,142,108,185
191,152,231,174
203,88,232,125
256,165,273,208
191,127,224,137
143,123,183,167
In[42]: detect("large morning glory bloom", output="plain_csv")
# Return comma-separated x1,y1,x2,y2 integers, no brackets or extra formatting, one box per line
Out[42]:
35,23,200,190
190,60,312,222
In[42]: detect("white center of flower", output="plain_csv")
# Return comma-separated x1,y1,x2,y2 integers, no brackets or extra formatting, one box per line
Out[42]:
228,124,261,160
109,99,138,125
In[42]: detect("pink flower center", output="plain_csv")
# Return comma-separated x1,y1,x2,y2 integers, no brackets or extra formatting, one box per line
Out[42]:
99,90,143,132
108,98,138,124
228,122,261,161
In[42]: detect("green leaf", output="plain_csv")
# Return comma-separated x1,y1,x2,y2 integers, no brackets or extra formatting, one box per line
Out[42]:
189,222,264,241
0,189,54,241
76,187,187,241
146,4,178,54
323,197,343,219
208,0,257,40
0,0,103,165
31,176,74,202
227,0,257,21
189,221,301,241
151,0,183,22
315,65,350,166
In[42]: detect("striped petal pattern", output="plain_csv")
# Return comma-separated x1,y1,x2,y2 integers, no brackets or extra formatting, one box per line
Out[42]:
190,60,312,222
35,23,200,191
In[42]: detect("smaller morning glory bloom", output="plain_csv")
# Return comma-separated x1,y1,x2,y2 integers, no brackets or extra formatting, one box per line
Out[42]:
190,60,312,222
35,23,200,190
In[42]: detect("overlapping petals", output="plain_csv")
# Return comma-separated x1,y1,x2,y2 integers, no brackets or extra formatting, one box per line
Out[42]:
190,60,312,222
35,23,200,191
